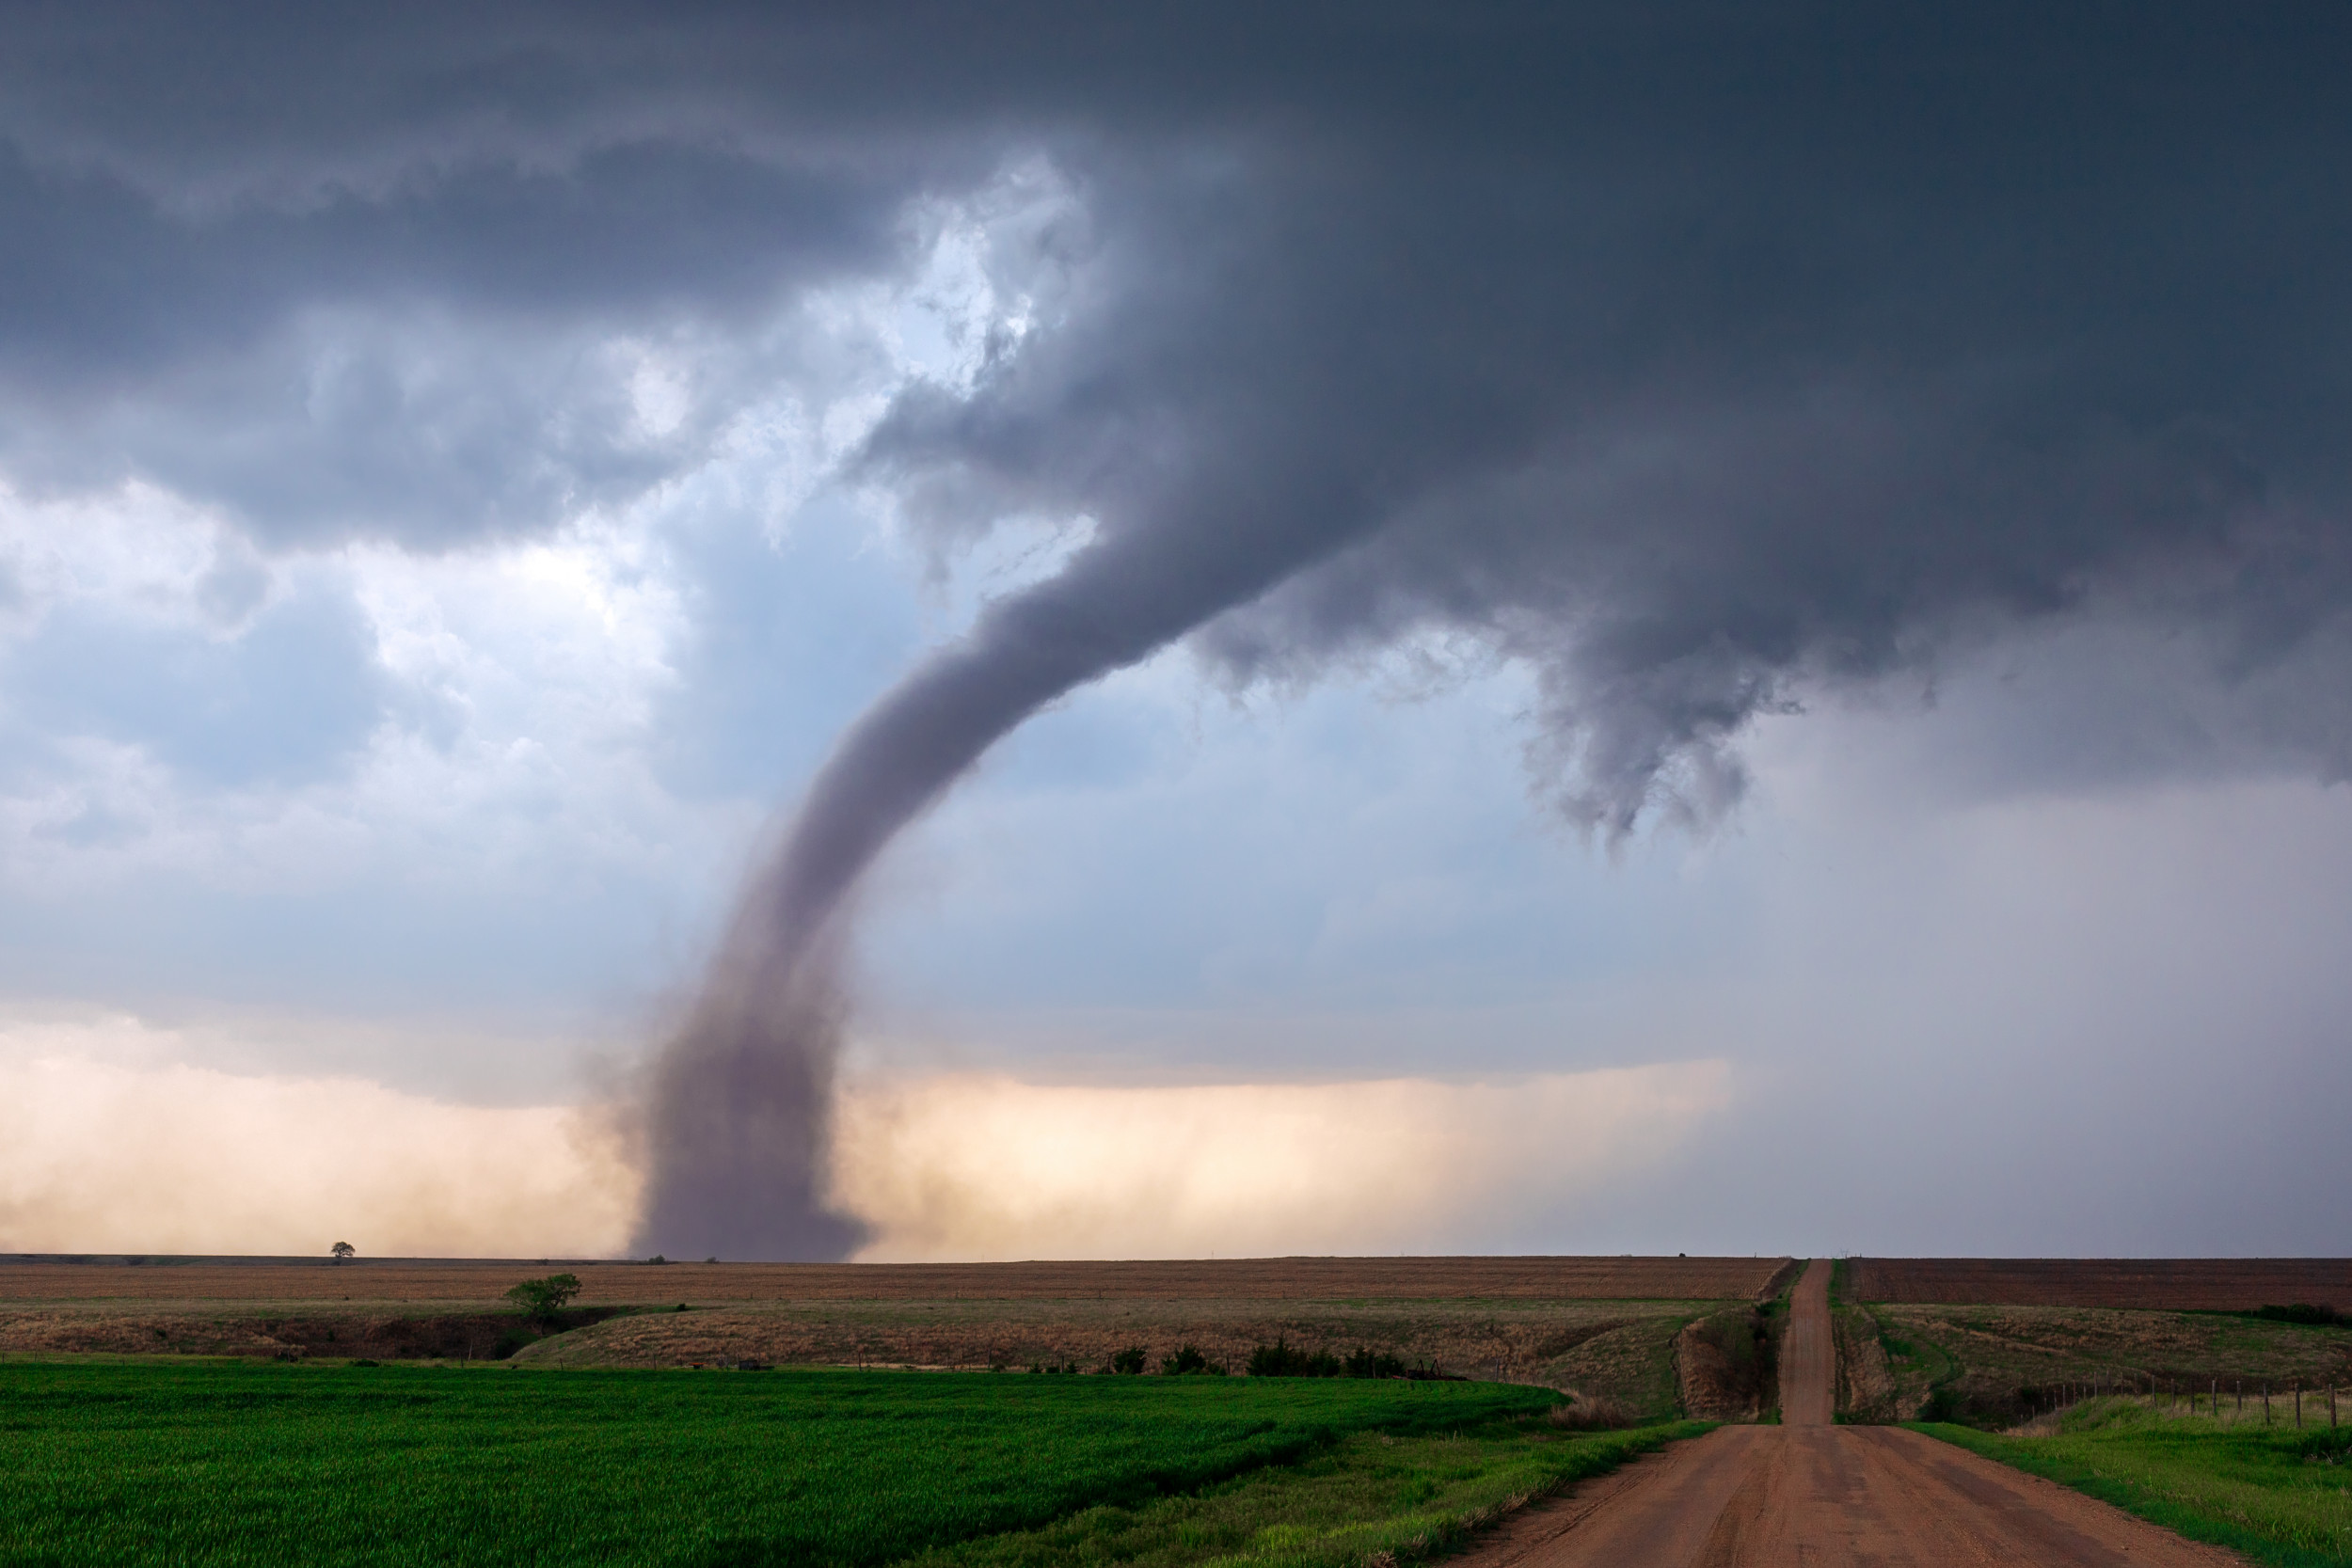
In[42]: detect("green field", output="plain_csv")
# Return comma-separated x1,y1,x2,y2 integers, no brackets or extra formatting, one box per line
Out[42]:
1921,1399,2352,1567
0,1360,1676,1567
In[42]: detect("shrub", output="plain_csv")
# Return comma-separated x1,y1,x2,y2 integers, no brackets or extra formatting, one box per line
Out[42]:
1248,1336,1343,1378
2253,1303,2344,1326
1159,1344,1223,1375
1343,1346,1413,1379
1109,1345,1148,1375
1244,1338,1434,1379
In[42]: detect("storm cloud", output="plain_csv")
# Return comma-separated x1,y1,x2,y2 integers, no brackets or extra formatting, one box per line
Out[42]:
5,4,2350,1255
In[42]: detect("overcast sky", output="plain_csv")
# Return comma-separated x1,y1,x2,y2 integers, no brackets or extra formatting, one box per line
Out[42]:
2,2,2348,1259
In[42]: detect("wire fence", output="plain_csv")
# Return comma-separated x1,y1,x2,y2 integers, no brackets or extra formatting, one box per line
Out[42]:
2018,1376,2341,1430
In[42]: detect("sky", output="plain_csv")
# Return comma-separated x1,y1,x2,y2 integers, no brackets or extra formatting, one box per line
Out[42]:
2,2,2349,1260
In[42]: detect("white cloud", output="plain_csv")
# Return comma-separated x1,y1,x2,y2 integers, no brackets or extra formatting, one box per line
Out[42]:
0,1052,638,1258
0,1006,1729,1259
830,1063,1732,1262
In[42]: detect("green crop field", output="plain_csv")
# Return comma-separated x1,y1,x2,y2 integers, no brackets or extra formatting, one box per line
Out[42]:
1921,1399,2352,1567
0,1360,1665,1567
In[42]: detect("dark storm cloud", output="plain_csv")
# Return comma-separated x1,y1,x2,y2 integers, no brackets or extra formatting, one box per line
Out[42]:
9,2,2351,1253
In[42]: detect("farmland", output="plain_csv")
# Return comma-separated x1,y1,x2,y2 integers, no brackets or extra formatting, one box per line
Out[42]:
1846,1258,2352,1310
0,1254,1794,1415
0,1253,1791,1306
0,1358,1686,1568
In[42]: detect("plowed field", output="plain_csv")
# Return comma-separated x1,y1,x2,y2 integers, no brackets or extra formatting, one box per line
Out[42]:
0,1255,1795,1402
1846,1258,2352,1309
0,1254,1795,1307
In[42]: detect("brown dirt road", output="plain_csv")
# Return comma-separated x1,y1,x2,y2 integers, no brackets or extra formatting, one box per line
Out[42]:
1457,1259,2247,1566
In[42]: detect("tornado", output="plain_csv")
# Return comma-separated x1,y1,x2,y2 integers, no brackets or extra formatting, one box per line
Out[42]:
631,470,1382,1259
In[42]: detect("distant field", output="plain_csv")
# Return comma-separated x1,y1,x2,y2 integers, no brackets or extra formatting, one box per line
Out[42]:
0,1253,1794,1306
0,1360,1654,1568
1848,1259,2352,1310
0,1255,1793,1406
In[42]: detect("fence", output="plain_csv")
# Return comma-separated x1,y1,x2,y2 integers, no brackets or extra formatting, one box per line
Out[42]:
2023,1376,2341,1430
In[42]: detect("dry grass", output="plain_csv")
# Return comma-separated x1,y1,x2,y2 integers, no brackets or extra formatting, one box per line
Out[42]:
1546,1393,1643,1431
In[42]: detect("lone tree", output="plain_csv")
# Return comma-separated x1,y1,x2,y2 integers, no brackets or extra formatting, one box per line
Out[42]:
330,1242,356,1262
504,1273,583,1327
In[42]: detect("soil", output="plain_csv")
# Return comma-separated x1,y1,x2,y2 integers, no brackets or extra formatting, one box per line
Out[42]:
1452,1260,2251,1566
1847,1258,2352,1310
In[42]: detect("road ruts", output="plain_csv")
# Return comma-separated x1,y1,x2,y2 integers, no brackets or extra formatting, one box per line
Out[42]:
1779,1252,1836,1427
1456,1259,2248,1567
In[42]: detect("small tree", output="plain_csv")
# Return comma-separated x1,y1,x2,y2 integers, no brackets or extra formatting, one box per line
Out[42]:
1159,1343,1220,1376
330,1242,356,1262
503,1273,583,1326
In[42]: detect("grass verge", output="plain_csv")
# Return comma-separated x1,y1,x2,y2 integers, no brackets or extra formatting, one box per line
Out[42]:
900,1420,1709,1568
0,1359,1596,1567
1915,1399,2352,1567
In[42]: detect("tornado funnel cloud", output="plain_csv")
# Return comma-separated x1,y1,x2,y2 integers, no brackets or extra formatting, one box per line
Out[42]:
631,497,1377,1259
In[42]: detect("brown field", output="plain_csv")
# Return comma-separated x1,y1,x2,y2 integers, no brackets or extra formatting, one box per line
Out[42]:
0,1253,1796,1408
1845,1257,2352,1309
0,1253,1795,1307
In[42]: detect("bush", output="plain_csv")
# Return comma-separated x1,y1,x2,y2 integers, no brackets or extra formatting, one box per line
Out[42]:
1247,1338,1438,1379
1248,1336,1343,1378
2252,1303,2344,1326
1159,1344,1224,1376
1108,1345,1148,1375
1343,1346,1416,1379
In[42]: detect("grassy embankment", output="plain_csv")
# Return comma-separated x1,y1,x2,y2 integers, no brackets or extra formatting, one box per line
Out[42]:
1834,1296,2352,1427
0,1359,1702,1567
517,1294,1721,1415
1918,1398,2352,1567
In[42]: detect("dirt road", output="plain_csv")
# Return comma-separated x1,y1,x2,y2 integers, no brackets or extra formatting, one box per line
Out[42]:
1462,1259,2245,1566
